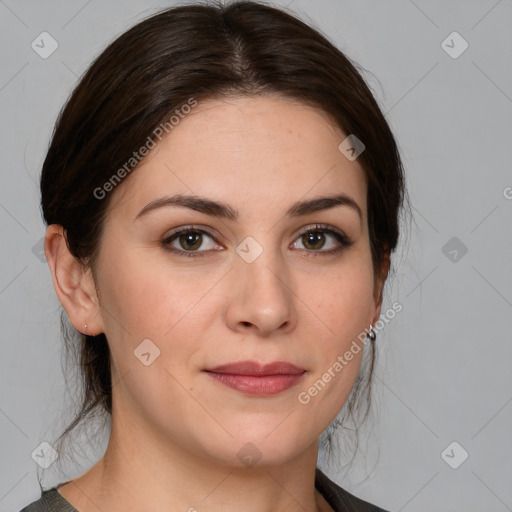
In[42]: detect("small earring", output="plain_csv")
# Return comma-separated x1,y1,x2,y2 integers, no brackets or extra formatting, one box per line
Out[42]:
84,323,88,335
367,323,376,342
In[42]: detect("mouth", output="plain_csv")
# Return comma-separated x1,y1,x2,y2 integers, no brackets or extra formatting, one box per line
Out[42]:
203,360,307,397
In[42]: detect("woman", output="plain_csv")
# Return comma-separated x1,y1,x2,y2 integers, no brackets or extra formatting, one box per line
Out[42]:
20,1,406,511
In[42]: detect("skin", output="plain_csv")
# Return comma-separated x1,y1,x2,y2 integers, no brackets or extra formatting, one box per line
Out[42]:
45,95,389,512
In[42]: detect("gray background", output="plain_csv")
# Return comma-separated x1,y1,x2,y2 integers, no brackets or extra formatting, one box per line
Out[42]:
1,0,511,511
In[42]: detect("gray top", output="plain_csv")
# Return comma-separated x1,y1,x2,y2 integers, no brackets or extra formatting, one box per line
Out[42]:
18,468,389,512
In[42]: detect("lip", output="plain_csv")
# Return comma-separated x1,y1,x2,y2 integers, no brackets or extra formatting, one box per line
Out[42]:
203,360,306,396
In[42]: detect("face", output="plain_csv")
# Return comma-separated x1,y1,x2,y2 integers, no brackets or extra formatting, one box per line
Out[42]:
88,95,384,468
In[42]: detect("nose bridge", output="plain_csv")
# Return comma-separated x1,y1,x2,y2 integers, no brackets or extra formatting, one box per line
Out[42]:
226,234,297,334
236,235,288,302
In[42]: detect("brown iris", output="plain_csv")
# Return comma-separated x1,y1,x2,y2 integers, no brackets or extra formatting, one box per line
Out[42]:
179,232,203,250
302,231,326,250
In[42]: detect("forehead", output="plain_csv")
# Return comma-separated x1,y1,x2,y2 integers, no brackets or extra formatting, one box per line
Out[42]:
108,94,368,220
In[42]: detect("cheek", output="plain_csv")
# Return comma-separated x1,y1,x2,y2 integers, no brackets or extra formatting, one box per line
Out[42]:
306,256,375,342
293,254,374,407
294,301,372,430
95,245,229,351
94,250,215,404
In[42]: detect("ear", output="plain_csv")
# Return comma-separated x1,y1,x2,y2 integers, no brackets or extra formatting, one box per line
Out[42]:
44,224,104,336
371,247,391,325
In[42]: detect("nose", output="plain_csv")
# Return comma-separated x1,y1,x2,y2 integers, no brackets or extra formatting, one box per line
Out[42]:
224,247,298,337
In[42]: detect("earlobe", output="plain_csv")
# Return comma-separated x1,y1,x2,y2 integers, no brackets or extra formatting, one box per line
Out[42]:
44,224,104,335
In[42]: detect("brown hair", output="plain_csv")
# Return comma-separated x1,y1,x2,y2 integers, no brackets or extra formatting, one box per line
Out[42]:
40,0,407,485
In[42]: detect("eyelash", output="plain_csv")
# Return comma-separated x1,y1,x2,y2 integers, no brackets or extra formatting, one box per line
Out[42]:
161,224,353,259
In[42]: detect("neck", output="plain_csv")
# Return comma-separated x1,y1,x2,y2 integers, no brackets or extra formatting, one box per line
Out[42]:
58,415,332,512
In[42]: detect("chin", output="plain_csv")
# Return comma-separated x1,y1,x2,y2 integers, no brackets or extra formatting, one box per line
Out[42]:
195,427,313,471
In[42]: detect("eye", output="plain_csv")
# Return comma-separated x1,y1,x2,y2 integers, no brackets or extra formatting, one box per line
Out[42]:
162,224,352,259
290,224,353,255
162,227,223,257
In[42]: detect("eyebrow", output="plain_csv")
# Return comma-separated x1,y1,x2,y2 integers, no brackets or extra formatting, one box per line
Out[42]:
135,193,362,222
